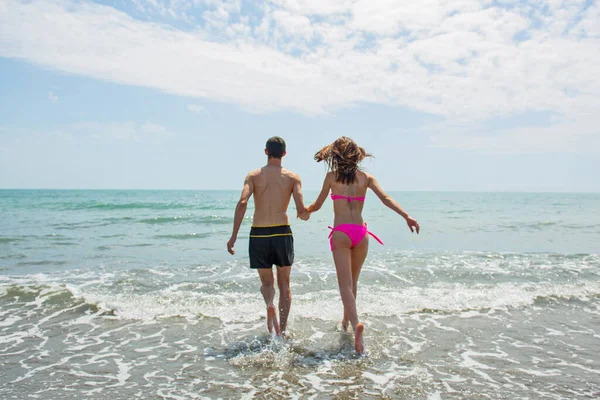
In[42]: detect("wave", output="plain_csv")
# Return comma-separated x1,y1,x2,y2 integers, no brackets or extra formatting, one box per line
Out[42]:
26,201,235,211
499,221,600,231
2,278,599,323
84,202,194,211
47,215,233,229
364,282,600,317
154,233,215,239
0,234,78,242
0,253,26,260
15,260,69,267
25,215,234,232
444,209,475,214
139,216,233,225
0,237,23,243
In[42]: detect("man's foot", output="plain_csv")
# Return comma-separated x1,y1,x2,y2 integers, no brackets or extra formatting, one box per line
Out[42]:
267,305,281,336
354,323,364,354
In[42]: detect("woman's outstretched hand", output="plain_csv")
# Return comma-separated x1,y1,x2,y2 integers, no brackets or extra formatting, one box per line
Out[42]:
406,216,420,234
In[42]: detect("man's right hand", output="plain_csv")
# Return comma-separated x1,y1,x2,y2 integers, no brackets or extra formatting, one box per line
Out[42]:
227,237,236,255
297,210,310,221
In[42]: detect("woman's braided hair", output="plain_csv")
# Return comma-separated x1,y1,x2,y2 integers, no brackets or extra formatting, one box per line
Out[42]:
314,137,372,185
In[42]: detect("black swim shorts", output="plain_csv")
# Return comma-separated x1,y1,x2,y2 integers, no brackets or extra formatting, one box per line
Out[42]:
249,225,294,269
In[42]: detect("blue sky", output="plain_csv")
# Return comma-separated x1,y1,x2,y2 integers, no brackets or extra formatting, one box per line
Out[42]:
0,0,599,191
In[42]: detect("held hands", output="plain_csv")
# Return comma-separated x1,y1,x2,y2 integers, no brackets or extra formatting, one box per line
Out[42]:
227,236,236,255
297,210,310,221
406,216,420,234
298,204,316,221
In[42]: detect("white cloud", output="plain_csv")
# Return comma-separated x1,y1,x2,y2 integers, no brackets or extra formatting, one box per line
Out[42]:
47,91,58,103
1,0,599,153
0,1,343,115
429,116,600,154
187,104,209,115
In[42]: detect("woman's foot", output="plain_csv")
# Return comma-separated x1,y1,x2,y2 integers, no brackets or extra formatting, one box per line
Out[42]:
354,323,364,354
267,305,281,336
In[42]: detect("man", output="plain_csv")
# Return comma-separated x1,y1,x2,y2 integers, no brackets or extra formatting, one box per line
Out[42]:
227,136,309,336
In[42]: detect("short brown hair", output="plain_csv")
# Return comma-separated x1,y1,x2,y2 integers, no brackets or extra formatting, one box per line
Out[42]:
266,136,286,158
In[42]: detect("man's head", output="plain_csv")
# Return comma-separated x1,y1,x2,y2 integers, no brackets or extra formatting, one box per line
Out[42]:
265,136,286,159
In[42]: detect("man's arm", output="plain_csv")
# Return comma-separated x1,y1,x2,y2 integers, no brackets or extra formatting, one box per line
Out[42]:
368,174,419,234
307,173,332,213
227,174,254,255
292,174,309,221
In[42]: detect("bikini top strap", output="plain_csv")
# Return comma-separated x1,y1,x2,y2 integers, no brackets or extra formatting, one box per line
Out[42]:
330,194,366,202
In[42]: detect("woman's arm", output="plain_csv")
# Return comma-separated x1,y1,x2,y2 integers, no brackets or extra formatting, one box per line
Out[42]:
368,174,420,234
307,173,333,213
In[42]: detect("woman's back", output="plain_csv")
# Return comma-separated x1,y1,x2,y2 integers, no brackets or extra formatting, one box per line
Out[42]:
330,171,370,226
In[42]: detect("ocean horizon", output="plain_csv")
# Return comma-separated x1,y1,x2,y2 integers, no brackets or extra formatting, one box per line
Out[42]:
3,188,600,193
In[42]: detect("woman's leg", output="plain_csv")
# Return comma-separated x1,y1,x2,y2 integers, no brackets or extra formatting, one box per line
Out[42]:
331,231,364,353
351,235,369,296
342,236,369,331
351,236,368,353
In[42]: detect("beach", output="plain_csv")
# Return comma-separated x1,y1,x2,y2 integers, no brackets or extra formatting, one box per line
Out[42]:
1,189,599,399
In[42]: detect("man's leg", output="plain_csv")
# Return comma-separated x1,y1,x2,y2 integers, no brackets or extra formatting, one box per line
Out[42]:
276,266,292,334
257,268,281,335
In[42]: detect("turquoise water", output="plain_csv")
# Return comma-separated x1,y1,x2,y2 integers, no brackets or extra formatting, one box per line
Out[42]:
1,190,599,399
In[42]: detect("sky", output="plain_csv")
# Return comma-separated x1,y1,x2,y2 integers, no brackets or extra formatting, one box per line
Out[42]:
0,0,599,192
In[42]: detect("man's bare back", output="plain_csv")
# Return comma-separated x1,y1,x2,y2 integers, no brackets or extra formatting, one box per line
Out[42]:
227,160,307,256
249,165,303,227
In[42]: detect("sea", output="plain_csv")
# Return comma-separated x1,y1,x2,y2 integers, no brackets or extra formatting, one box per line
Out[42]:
1,189,599,399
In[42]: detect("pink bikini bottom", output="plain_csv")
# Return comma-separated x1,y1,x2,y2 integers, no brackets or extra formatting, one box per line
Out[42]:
328,223,384,251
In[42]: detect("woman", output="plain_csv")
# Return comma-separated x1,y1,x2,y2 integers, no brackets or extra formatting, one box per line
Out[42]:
307,137,420,353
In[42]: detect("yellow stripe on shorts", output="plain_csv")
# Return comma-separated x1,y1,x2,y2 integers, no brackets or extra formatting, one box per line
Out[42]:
249,233,293,238
251,224,291,228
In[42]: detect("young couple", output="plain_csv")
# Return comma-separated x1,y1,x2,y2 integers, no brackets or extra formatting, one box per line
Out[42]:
227,136,419,353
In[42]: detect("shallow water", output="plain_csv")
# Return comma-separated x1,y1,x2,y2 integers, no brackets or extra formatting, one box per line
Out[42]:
1,190,599,399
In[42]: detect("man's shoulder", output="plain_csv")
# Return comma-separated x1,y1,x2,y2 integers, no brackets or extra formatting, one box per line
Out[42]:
246,168,262,178
282,168,301,180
